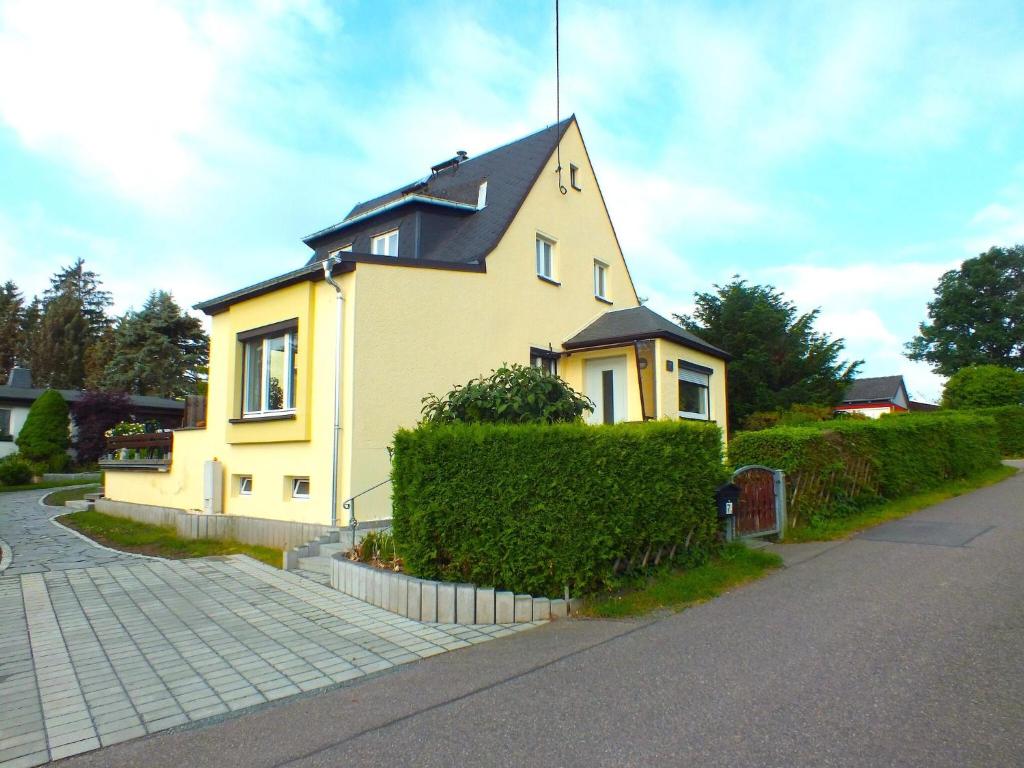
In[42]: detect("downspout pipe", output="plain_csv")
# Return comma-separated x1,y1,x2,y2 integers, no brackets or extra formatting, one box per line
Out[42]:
322,256,344,527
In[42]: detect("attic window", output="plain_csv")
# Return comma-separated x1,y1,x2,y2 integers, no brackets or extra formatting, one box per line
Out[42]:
570,164,582,191
371,229,399,257
329,244,353,258
477,181,488,209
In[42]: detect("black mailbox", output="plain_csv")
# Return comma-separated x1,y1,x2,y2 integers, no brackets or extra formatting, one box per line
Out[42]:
715,483,741,519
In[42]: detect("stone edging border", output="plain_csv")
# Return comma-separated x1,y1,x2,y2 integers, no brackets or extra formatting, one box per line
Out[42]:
329,554,580,625
0,536,11,574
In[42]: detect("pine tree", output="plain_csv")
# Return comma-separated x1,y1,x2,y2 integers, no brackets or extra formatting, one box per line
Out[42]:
103,291,209,398
31,292,90,389
16,388,71,470
0,281,24,382
43,258,113,342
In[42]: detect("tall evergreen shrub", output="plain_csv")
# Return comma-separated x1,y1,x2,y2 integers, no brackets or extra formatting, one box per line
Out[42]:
16,389,71,470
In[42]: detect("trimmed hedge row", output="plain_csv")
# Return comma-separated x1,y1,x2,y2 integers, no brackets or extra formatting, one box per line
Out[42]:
392,421,727,597
728,413,1001,527
930,406,1024,458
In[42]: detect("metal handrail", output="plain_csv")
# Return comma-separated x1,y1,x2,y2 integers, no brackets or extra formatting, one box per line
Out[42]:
341,477,392,533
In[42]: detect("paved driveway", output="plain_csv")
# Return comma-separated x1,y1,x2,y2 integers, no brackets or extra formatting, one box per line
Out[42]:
0,490,536,768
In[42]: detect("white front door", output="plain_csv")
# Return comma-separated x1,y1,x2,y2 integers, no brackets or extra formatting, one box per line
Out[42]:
584,356,628,425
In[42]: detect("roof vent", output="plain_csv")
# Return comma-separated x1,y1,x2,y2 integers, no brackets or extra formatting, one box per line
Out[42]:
431,150,469,175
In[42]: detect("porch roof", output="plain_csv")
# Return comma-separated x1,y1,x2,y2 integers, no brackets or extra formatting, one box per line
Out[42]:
563,306,730,360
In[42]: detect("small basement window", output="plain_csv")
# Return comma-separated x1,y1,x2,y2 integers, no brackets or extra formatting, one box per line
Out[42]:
291,477,310,499
239,476,253,495
536,236,555,281
371,229,399,257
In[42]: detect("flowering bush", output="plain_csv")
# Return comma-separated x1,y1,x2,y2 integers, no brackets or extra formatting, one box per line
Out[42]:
105,421,145,438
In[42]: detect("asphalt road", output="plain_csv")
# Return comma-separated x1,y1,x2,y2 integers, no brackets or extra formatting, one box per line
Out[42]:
60,466,1024,768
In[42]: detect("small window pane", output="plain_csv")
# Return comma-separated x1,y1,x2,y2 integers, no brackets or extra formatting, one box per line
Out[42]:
678,381,708,417
594,261,608,298
292,478,310,498
266,335,286,411
372,230,399,257
288,334,298,409
536,238,553,278
244,340,263,412
239,476,252,495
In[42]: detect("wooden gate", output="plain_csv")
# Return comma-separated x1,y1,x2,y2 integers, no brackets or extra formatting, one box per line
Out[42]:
731,465,786,539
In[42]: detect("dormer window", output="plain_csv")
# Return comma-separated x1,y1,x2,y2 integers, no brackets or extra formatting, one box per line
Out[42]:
477,181,488,209
371,229,399,257
329,244,353,258
570,164,582,191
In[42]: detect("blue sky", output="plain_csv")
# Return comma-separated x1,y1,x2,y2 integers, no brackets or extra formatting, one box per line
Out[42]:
3,0,1024,400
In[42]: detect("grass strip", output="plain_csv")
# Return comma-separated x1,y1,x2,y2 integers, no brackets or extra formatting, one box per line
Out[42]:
580,542,783,618
0,476,102,493
786,464,1018,543
42,484,101,507
59,509,282,568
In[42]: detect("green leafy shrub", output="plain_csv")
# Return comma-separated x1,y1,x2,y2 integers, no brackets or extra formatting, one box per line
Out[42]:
728,413,1001,527
0,454,33,486
393,420,727,596
420,363,593,425
929,405,1024,457
15,390,70,467
942,365,1024,409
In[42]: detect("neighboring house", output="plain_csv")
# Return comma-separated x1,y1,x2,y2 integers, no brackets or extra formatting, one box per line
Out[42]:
835,375,913,419
104,117,731,525
0,366,185,459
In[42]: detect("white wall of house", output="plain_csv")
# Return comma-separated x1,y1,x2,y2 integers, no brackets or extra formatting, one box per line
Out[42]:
0,404,30,457
837,405,892,419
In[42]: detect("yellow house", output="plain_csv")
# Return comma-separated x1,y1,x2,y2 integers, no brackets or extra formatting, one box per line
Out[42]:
104,117,730,526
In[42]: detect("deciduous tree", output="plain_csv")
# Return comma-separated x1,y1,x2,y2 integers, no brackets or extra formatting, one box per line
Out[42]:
906,245,1024,375
941,364,1024,409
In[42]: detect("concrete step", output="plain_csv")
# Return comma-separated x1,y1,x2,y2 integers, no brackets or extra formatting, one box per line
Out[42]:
296,556,331,575
319,542,348,557
64,499,93,512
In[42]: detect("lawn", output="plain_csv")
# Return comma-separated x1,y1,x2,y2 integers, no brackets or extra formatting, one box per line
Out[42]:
580,543,783,618
0,475,103,494
785,464,1018,543
42,484,101,507
59,509,282,568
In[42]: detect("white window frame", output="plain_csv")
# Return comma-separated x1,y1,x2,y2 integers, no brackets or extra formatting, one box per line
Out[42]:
536,235,555,281
530,352,558,376
238,476,253,495
291,477,310,499
242,330,298,417
594,260,609,300
570,163,582,191
330,244,353,257
678,364,711,421
371,229,399,257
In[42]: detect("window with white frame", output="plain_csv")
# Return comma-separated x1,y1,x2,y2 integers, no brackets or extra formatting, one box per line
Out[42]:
570,163,582,191
330,244,353,257
241,325,298,417
238,476,253,495
536,236,555,280
678,362,711,421
371,229,399,257
530,349,558,376
594,260,609,300
291,477,310,499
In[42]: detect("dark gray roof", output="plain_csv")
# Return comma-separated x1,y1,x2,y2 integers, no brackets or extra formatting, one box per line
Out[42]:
563,306,730,360
302,117,575,264
0,387,184,411
841,376,905,404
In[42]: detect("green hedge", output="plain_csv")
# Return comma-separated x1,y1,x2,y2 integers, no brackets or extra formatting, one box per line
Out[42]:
392,421,726,597
728,413,1001,526
925,406,1024,457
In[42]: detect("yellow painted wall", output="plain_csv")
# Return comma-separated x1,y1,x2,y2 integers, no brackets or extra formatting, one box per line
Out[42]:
654,338,729,430
106,273,358,525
